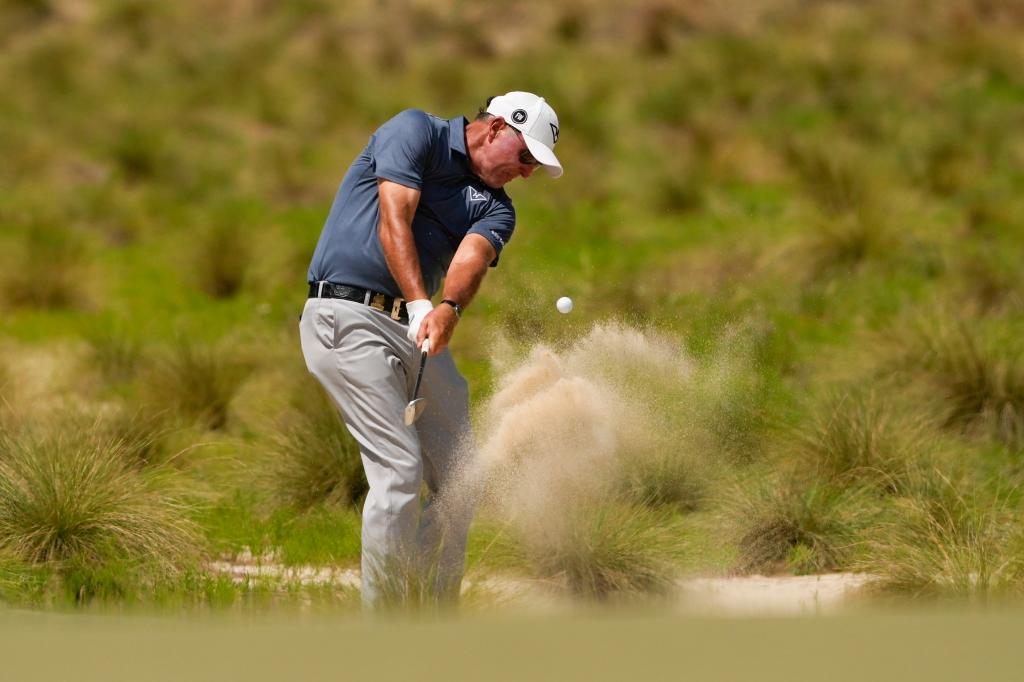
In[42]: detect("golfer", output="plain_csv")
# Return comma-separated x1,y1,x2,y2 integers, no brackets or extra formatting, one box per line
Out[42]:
299,92,562,606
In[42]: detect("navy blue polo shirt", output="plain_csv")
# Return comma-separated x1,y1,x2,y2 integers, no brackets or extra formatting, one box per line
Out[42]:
307,109,516,298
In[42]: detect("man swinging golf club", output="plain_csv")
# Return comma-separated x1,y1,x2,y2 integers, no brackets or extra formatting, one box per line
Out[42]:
299,92,562,606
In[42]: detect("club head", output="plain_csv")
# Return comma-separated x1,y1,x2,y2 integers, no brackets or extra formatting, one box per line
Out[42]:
404,398,427,426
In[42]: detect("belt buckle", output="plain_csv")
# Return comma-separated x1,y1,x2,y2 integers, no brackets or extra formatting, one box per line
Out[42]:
391,298,403,320
369,292,386,312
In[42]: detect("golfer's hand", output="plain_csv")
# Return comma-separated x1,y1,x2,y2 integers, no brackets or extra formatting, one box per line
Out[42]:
418,304,458,356
405,299,433,344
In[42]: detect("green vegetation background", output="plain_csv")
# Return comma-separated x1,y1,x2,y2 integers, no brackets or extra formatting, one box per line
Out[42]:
2,0,1024,608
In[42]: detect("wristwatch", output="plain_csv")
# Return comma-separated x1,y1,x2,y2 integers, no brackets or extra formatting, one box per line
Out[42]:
441,299,462,319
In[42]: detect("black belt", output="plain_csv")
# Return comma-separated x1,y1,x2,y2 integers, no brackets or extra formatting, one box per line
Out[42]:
308,282,408,323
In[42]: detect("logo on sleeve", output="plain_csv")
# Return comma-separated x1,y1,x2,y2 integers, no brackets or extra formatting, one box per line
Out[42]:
511,109,528,124
468,187,489,202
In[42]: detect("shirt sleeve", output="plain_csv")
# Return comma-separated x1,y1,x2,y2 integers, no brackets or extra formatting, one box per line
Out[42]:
371,109,434,190
467,199,516,267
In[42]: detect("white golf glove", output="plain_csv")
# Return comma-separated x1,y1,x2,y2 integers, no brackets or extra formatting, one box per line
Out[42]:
405,299,433,345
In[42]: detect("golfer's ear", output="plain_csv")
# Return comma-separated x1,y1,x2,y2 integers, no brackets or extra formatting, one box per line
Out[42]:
487,116,505,140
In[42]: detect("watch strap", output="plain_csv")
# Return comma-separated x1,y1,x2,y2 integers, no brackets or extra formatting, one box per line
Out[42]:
441,299,462,318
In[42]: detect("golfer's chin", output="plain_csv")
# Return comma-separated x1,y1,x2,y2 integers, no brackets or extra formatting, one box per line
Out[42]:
479,171,514,189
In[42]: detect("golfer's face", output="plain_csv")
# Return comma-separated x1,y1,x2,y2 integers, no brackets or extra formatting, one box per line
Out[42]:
479,124,540,188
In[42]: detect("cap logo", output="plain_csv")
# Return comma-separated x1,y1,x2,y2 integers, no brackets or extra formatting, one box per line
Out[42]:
550,122,560,144
511,109,528,124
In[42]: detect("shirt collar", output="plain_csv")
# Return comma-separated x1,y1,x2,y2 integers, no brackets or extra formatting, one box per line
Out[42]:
448,116,469,156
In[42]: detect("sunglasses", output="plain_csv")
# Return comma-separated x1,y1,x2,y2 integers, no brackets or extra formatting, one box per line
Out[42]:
512,129,541,167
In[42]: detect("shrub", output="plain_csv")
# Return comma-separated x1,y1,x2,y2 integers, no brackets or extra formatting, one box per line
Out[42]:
858,471,1024,600
728,473,872,574
95,406,177,469
802,209,899,279
107,123,167,183
521,501,684,600
954,246,1024,314
792,390,930,494
84,323,144,386
366,549,460,613
784,137,874,217
195,221,251,299
1,225,88,310
267,388,367,510
619,445,706,513
907,319,1024,447
0,426,198,580
146,338,251,431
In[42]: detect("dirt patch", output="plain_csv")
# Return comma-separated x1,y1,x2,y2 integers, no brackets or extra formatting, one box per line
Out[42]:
207,560,872,616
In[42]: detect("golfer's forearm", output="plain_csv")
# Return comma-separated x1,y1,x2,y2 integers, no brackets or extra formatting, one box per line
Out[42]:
380,219,428,301
377,180,428,301
442,235,495,309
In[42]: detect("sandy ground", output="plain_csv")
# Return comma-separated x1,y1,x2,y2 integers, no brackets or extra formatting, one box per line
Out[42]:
208,558,872,616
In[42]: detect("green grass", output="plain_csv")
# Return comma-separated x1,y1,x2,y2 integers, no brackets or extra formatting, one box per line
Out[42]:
1,224,92,312
264,386,367,511
727,473,873,575
0,422,199,598
791,389,931,494
143,337,252,431
520,500,686,600
3,0,1024,609
902,317,1024,447
198,490,361,567
858,470,1024,601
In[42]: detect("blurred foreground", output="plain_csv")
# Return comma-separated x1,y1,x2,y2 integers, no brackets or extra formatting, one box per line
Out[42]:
3,607,1023,682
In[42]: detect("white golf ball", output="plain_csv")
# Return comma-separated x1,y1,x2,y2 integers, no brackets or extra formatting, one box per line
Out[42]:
556,296,573,314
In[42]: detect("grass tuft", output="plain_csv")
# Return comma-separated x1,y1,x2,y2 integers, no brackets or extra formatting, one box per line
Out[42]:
858,470,1024,600
729,474,870,575
369,549,458,613
146,338,251,431
793,390,929,494
522,501,684,600
619,447,706,513
266,387,366,510
906,319,1024,446
0,425,198,579
84,324,144,386
2,225,89,310
195,221,251,299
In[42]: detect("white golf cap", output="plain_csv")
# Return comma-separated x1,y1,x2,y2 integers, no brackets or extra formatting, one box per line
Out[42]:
486,91,563,178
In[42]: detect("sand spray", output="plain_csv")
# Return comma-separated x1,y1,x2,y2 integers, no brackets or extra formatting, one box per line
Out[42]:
429,321,761,578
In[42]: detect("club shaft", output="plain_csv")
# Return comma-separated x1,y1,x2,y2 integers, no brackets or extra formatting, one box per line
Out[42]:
411,350,427,400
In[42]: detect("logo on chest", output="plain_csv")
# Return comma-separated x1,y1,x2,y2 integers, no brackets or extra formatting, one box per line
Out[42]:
468,187,490,203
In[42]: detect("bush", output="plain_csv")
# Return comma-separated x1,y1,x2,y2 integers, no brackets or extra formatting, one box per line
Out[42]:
95,406,177,468
266,387,367,510
792,390,930,494
84,323,144,386
858,470,1024,600
619,445,706,513
1,225,89,311
802,209,900,280
521,501,685,600
905,319,1024,447
0,425,198,580
146,338,251,431
728,473,872,575
195,221,251,299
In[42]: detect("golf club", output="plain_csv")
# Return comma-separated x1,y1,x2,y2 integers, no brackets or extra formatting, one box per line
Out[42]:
404,338,430,425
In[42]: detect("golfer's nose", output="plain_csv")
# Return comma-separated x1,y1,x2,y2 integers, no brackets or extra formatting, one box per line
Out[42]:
520,164,537,179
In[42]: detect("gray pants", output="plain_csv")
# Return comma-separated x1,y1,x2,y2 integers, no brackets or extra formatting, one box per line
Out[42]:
298,297,473,607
